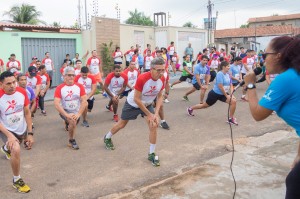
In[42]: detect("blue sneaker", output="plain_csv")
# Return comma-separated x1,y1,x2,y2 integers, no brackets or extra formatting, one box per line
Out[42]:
102,92,108,97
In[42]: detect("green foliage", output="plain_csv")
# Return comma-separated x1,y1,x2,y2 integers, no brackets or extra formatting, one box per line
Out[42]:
240,23,249,28
3,3,46,25
51,21,61,27
125,9,154,26
100,41,115,76
183,21,197,28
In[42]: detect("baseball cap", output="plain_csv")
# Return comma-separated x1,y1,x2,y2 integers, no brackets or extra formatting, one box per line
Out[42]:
28,66,37,76
32,56,38,60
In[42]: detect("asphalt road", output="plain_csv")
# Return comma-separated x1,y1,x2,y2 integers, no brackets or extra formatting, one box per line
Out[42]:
0,80,288,199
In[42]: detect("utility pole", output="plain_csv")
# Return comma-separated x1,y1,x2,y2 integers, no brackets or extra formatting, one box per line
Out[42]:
78,0,82,29
207,0,214,46
84,0,88,30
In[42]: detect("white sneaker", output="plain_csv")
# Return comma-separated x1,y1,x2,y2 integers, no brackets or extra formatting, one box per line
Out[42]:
164,99,170,103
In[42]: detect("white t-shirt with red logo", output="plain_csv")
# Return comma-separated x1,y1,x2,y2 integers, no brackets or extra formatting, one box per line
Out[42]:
208,59,220,70
171,55,178,64
113,51,123,63
242,56,256,74
74,68,81,76
42,58,53,71
105,72,128,96
167,45,175,56
123,68,140,91
86,57,101,74
125,50,135,61
38,73,50,90
26,75,42,90
144,56,154,70
0,87,30,135
75,74,96,99
54,83,86,113
6,60,21,73
127,72,165,108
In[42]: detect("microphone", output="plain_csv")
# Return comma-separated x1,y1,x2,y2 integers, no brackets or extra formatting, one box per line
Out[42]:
234,67,262,91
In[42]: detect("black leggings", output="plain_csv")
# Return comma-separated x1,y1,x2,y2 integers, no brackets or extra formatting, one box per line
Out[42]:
256,74,266,83
38,95,45,111
286,161,300,199
209,71,216,82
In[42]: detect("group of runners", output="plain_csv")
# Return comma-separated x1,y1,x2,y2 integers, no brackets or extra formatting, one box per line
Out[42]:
0,42,269,193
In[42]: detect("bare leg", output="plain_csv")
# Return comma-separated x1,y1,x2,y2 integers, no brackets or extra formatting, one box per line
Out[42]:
10,143,21,176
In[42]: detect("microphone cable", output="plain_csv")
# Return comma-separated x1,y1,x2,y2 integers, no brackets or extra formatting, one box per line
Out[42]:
227,90,237,199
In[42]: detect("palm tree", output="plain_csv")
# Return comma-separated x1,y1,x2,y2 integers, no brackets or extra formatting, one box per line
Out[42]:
3,3,46,25
183,22,197,28
125,9,154,26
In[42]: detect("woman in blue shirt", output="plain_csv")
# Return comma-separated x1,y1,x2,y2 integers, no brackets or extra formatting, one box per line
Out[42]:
187,61,238,125
244,35,300,199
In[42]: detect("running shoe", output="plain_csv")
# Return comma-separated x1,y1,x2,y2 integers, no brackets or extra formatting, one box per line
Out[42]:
148,153,160,167
106,105,113,112
104,136,115,150
182,96,189,101
102,92,108,98
164,99,170,103
13,178,31,193
82,120,90,127
41,110,47,116
187,107,195,116
227,118,238,126
68,139,79,150
170,85,174,90
113,114,119,122
1,145,11,160
160,121,170,130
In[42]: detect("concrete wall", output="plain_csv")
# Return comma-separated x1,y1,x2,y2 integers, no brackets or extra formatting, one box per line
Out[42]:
120,24,155,52
0,31,82,69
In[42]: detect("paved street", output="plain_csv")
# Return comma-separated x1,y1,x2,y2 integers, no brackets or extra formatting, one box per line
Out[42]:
0,81,293,199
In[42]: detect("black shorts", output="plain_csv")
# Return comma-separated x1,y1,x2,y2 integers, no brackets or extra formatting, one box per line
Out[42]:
126,61,130,67
114,61,122,65
241,73,246,79
206,90,227,106
179,74,193,82
121,100,154,120
169,55,173,60
87,97,95,110
59,113,80,125
232,82,239,87
121,89,132,97
0,131,27,144
193,82,201,90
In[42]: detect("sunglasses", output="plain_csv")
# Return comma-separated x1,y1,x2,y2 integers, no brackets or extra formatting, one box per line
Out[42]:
66,74,75,77
262,52,276,60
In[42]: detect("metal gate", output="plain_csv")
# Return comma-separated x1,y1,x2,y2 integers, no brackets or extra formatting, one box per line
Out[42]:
21,38,76,87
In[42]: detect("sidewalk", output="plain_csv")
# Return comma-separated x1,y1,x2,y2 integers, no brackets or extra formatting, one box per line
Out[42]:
103,130,297,199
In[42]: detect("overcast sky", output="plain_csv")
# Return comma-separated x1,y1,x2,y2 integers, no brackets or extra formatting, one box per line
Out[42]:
1,0,300,29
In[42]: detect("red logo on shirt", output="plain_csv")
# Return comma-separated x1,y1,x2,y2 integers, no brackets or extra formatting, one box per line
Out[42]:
5,100,17,112
82,81,87,86
65,90,74,99
144,86,157,95
113,80,119,87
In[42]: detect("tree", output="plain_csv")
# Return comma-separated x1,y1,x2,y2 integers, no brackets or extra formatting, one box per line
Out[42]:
51,21,61,27
240,23,249,28
3,3,46,25
100,41,115,76
183,22,197,28
125,9,154,26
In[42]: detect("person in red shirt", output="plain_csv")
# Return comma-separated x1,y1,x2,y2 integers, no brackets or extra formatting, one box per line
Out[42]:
0,58,4,73
103,57,166,167
167,41,175,60
143,44,152,57
0,71,33,193
170,51,179,75
41,52,55,88
74,66,97,127
112,47,123,65
104,65,128,122
6,54,21,74
152,47,159,58
38,65,50,115
121,61,140,97
54,66,87,150
29,57,38,68
124,46,135,67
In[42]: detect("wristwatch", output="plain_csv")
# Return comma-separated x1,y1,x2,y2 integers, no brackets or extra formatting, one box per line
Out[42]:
27,132,34,136
246,83,256,90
